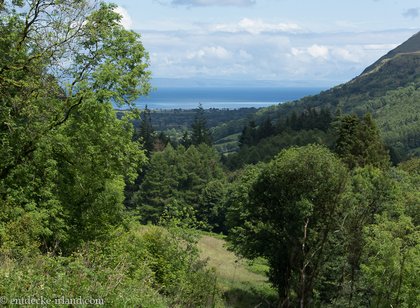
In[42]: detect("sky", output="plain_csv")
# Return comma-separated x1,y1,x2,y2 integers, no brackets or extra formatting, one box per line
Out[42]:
110,0,420,86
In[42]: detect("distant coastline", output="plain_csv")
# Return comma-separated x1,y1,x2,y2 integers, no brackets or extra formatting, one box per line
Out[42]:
134,86,326,110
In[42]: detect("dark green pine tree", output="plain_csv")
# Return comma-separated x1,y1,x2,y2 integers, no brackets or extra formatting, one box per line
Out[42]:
138,106,155,155
180,131,192,148
257,117,275,140
191,103,212,146
289,111,300,130
239,120,257,147
334,113,390,169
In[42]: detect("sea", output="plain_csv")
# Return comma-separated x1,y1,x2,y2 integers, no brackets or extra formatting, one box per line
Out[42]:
134,87,325,110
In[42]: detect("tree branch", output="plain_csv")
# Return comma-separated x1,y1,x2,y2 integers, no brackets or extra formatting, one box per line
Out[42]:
49,96,84,130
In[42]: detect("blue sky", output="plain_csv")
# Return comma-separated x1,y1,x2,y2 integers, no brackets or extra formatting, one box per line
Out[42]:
111,0,420,86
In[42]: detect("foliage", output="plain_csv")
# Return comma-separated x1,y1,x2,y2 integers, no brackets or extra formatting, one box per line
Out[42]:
136,106,156,155
191,103,213,146
399,156,420,172
134,144,226,231
224,129,333,170
334,113,390,170
228,145,348,305
366,85,420,161
0,0,150,254
1,2,419,306
0,225,220,307
328,167,420,307
360,212,419,307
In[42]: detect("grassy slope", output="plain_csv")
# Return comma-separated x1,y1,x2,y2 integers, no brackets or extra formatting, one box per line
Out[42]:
214,133,241,154
212,54,420,159
211,33,420,152
362,31,420,74
197,235,277,307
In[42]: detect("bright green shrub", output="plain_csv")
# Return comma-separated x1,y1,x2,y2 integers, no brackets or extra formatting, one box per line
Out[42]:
0,225,220,307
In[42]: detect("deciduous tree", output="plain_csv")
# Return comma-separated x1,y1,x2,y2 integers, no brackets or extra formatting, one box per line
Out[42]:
0,0,150,254
228,145,348,306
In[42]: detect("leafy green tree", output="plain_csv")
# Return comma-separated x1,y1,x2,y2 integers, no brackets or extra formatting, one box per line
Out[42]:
197,179,228,233
331,166,420,307
225,163,264,241
191,103,212,146
360,211,419,307
356,164,420,308
0,0,150,254
338,166,397,305
228,145,348,306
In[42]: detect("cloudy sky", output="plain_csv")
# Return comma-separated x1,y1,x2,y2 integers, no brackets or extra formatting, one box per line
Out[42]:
111,0,419,86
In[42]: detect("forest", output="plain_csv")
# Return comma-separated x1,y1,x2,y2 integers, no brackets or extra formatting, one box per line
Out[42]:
0,1,419,307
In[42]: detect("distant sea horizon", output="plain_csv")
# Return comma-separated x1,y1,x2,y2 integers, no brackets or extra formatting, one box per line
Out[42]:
134,86,326,110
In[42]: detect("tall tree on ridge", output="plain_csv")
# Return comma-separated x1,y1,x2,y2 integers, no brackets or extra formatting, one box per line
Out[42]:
334,113,390,170
138,105,155,155
191,103,212,146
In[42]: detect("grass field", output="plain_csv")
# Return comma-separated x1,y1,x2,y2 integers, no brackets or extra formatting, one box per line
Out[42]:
197,235,277,307
213,133,241,154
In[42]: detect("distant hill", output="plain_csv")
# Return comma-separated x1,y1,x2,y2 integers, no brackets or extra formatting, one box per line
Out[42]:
215,31,420,162
362,31,420,74
297,32,420,113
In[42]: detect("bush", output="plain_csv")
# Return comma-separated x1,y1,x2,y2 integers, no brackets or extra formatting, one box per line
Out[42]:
0,224,220,307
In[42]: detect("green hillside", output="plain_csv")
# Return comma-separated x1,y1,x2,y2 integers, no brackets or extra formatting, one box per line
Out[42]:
362,31,420,74
297,52,420,113
216,31,420,161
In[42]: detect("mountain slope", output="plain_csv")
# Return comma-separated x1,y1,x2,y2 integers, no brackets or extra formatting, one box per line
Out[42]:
362,31,420,74
215,31,420,162
297,49,420,113
288,31,420,159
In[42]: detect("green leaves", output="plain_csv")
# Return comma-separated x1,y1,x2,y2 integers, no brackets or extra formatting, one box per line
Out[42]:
0,0,150,254
0,225,220,307
135,144,225,230
228,145,348,304
361,212,419,307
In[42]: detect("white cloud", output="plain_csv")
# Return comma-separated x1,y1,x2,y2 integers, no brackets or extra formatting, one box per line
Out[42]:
307,45,329,59
363,44,398,50
290,47,304,57
187,46,232,60
114,6,134,30
140,23,417,83
211,18,301,34
165,0,255,7
332,47,360,63
291,45,361,63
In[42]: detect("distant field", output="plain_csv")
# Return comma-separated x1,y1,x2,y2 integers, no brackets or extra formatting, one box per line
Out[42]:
197,235,276,307
214,133,241,154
